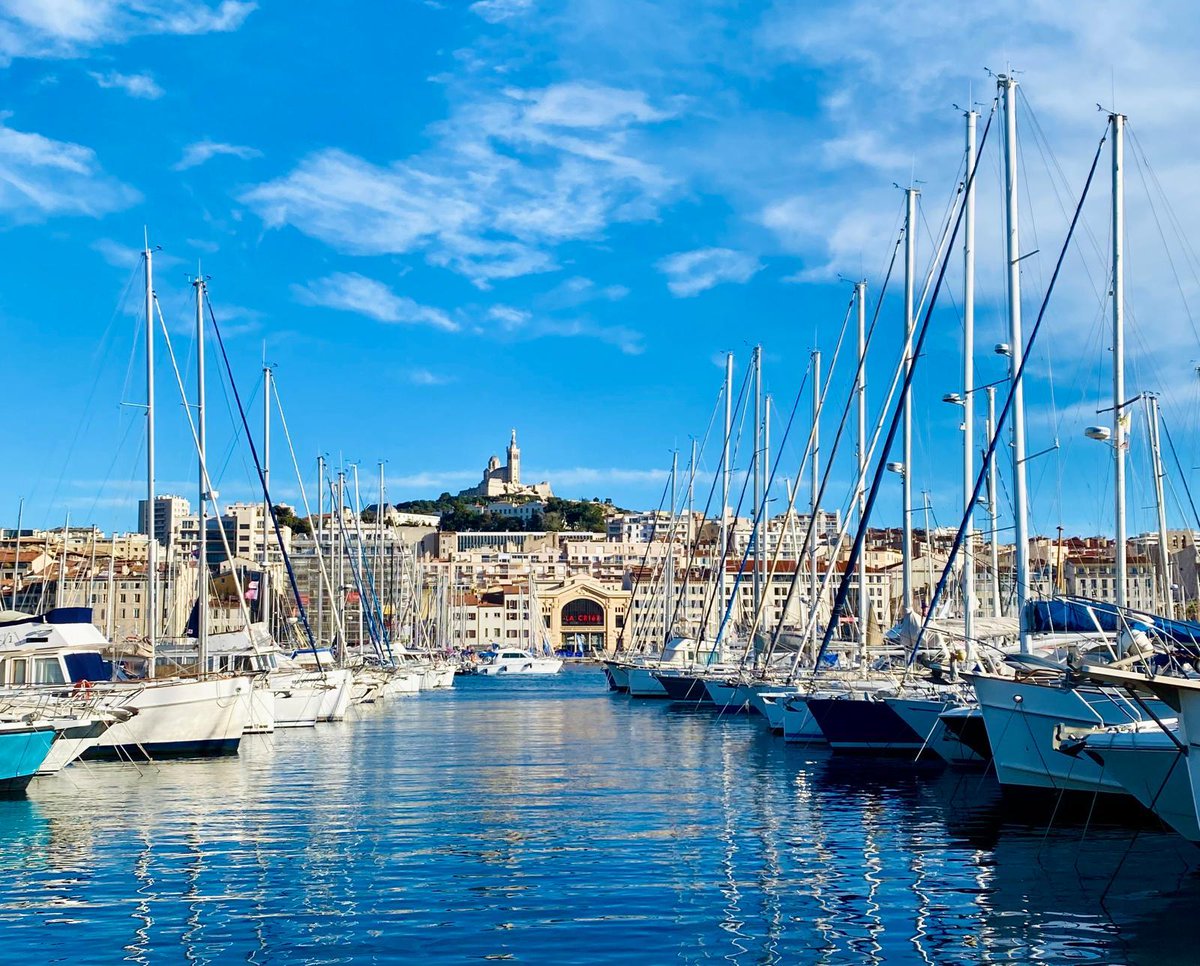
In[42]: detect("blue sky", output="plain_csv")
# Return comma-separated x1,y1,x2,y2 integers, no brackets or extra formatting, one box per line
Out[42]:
3,0,1200,543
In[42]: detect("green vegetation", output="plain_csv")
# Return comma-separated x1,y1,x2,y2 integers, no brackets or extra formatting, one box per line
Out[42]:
273,504,313,536
389,493,616,533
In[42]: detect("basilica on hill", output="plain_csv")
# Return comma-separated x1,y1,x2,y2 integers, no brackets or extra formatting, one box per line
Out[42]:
458,430,554,500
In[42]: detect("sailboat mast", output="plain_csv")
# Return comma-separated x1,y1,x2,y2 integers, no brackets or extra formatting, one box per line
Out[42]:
752,345,763,631
962,106,978,644
145,240,157,679
810,350,820,641
720,353,732,637
902,186,917,613
261,363,272,634
378,461,386,641
194,272,209,671
1000,74,1031,652
855,281,867,648
985,387,1003,618
1111,110,1128,610
317,455,325,646
1147,395,1173,617
666,449,677,645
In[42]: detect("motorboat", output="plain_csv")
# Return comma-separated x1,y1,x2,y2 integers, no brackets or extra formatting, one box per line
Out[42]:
476,648,563,676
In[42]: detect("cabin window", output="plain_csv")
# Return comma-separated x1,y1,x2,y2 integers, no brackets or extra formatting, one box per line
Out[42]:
34,658,65,685
10,658,27,684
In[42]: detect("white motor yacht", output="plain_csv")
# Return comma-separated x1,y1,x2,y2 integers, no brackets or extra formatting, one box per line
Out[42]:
476,648,563,676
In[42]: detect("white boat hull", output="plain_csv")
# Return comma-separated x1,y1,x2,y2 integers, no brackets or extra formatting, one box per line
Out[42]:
86,676,252,760
970,673,1170,794
884,696,983,766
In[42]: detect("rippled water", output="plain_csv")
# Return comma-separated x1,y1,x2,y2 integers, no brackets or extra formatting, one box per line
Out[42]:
0,667,1195,964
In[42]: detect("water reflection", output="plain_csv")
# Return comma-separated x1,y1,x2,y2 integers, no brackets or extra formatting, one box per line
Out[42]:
0,668,1193,963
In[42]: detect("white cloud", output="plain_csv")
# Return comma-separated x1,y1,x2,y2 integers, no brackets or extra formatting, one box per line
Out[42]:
174,139,261,171
293,272,459,331
241,81,674,288
657,247,761,297
469,0,533,24
89,69,162,99
0,1,257,61
0,116,139,220
405,368,455,386
484,303,643,354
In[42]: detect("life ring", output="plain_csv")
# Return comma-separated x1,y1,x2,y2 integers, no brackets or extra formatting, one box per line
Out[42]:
74,679,94,693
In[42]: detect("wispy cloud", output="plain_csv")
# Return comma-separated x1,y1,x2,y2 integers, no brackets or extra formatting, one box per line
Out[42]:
0,1,257,62
0,116,139,221
89,69,163,99
657,247,761,297
469,0,533,24
293,272,459,331
483,303,643,354
174,139,261,171
405,368,455,386
241,81,675,288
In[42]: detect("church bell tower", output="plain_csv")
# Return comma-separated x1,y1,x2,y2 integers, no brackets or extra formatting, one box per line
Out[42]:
506,429,521,486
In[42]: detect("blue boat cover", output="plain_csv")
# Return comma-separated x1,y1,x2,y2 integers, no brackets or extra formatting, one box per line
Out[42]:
1024,597,1200,648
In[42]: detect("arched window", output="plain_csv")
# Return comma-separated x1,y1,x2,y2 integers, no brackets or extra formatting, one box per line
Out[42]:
561,598,604,627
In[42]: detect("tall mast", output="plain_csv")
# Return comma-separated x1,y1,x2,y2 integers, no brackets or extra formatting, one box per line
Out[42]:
719,353,732,637
317,455,325,646
1111,109,1128,610
985,387,1003,618
378,461,386,640
810,349,821,645
352,464,364,649
1000,73,1031,652
194,271,209,671
666,449,677,645
962,107,978,645
145,238,157,678
763,396,772,647
752,345,763,631
1147,396,1173,617
261,362,271,634
11,497,22,610
855,281,867,648
337,470,346,652
902,187,918,613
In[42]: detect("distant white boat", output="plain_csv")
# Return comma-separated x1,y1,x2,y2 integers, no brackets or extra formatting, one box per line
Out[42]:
476,648,563,676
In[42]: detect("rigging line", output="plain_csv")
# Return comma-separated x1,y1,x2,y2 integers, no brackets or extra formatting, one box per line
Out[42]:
1128,124,1200,318
628,381,720,652
40,262,143,527
154,295,255,633
740,297,855,661
666,378,758,646
772,221,909,672
814,101,999,669
271,377,348,648
1126,126,1200,348
1159,413,1200,530
204,294,321,666
718,331,832,660
911,124,1109,661
1018,87,1110,305
613,462,673,653
691,362,758,647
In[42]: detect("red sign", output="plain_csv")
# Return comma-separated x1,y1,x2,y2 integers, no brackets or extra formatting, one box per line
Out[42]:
563,612,603,626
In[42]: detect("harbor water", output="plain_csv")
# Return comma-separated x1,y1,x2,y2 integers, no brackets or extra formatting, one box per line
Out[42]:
0,666,1196,964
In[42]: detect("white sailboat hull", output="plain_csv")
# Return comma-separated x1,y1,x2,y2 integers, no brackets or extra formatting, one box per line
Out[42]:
86,676,252,760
